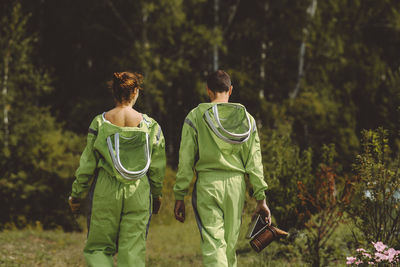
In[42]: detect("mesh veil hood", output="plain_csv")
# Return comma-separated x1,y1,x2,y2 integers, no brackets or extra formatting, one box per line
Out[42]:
93,114,152,182
199,103,254,145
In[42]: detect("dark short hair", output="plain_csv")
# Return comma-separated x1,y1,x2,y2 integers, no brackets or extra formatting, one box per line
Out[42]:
206,70,231,93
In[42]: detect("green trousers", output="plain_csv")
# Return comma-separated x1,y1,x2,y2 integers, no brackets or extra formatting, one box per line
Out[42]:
84,169,151,267
193,173,246,267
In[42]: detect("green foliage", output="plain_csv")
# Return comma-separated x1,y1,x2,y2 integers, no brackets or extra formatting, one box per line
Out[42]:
0,2,83,230
296,216,358,267
298,0,400,160
0,1,398,250
260,120,313,229
0,107,83,229
349,128,400,247
0,3,52,100
296,145,354,267
10,0,398,170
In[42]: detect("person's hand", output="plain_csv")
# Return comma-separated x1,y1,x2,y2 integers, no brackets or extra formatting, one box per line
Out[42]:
68,196,81,214
152,197,161,214
252,199,271,226
174,200,185,223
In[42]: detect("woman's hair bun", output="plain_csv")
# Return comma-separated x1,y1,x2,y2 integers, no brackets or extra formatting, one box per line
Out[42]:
113,72,124,82
110,71,144,104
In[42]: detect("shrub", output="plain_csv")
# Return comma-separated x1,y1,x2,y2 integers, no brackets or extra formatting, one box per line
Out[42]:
348,128,400,247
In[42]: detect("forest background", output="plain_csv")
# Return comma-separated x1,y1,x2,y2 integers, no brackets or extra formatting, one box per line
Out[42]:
0,0,400,266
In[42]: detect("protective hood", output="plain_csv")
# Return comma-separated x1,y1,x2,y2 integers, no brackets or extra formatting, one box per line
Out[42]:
94,113,152,181
199,103,254,145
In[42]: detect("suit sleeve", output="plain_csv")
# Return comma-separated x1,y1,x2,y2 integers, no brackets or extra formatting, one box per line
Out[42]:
173,116,198,200
148,123,166,198
71,119,99,199
245,119,268,200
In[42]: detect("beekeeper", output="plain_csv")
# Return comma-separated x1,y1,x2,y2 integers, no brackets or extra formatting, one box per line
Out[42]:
173,70,271,267
69,72,166,267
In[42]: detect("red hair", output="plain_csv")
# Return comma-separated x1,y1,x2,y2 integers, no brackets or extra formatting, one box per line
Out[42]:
110,72,143,104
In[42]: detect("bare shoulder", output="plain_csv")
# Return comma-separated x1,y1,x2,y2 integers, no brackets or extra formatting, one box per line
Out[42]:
124,109,143,127
104,108,143,127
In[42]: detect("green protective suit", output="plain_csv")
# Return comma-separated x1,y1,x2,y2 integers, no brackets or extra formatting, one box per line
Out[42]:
173,103,268,267
71,113,166,267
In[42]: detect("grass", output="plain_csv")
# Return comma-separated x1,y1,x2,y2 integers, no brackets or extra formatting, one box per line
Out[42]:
0,216,305,267
0,202,312,267
0,171,347,266
0,225,85,266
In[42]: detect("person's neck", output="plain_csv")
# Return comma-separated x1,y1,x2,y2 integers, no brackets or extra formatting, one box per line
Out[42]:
210,92,230,103
116,102,134,109
211,98,229,103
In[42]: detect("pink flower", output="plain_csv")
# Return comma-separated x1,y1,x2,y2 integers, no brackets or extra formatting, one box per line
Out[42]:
375,252,389,261
346,243,400,266
387,248,400,263
372,241,387,252
387,248,396,256
346,256,356,265
362,252,372,258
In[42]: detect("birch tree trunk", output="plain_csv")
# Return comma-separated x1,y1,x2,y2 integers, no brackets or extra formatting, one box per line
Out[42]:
259,41,266,99
213,0,219,71
2,50,10,150
259,2,269,100
290,0,317,99
105,0,135,40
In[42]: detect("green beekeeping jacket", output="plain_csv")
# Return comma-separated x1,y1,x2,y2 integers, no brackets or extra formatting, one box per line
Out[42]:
173,103,268,201
71,113,166,199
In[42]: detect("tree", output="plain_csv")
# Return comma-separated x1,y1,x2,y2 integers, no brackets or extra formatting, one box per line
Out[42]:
292,0,400,161
0,3,51,151
0,2,82,230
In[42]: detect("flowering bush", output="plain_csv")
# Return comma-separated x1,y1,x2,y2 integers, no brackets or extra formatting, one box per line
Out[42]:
346,242,400,266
